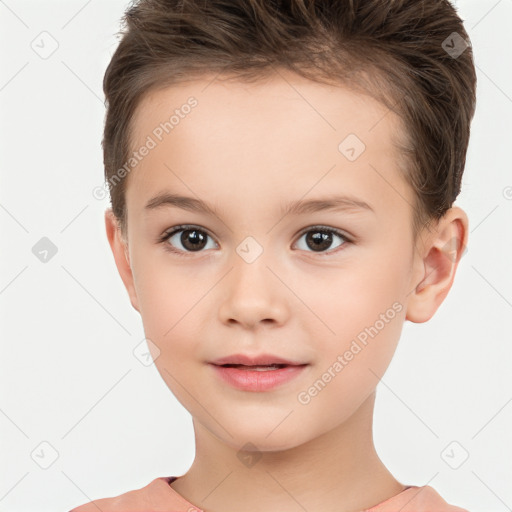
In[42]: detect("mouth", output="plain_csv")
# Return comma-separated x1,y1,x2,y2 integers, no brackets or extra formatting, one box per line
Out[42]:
209,362,309,391
210,353,308,367
215,363,302,371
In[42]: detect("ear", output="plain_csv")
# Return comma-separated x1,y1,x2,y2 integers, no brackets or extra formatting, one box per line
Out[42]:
405,206,469,323
104,208,140,313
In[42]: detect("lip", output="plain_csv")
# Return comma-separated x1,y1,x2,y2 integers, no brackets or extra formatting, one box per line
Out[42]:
209,363,308,392
210,353,307,366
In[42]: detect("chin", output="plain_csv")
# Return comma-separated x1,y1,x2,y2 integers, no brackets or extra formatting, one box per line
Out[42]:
221,425,309,453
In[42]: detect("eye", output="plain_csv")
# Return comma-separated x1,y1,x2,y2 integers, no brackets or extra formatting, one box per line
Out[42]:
159,225,218,256
293,226,350,255
158,224,351,257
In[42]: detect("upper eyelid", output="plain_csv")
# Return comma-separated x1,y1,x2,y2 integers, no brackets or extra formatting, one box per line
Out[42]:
164,224,218,243
296,225,350,238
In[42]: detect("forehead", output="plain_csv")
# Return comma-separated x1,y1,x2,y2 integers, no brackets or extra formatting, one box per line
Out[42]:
126,70,413,219
131,70,401,148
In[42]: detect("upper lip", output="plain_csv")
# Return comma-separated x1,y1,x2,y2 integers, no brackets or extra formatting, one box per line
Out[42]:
210,353,308,366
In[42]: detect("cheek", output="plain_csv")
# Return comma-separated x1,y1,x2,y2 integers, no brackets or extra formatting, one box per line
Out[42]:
132,259,207,357
302,262,406,373
295,297,405,432
304,260,404,327
133,246,198,315
134,265,208,406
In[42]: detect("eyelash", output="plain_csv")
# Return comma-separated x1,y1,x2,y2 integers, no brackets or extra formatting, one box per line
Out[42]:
158,224,352,258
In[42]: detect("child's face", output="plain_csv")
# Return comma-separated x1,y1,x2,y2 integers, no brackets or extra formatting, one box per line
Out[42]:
109,70,427,450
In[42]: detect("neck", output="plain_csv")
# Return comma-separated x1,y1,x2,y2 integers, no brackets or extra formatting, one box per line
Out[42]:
170,391,406,512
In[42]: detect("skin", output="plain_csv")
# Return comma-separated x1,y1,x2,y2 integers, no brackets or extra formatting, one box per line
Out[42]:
105,69,468,512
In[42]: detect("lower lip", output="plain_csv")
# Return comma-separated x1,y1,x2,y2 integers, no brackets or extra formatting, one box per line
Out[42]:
209,364,308,392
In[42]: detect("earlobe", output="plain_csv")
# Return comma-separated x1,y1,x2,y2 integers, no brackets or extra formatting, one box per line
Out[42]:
405,207,468,323
104,208,140,313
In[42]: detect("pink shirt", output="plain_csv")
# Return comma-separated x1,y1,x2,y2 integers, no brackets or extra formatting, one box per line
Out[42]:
69,476,469,511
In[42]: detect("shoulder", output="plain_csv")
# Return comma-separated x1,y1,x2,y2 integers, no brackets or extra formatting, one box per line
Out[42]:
68,477,174,512
367,485,469,512
409,486,469,512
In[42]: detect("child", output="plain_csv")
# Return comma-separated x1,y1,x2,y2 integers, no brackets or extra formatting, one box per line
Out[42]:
70,0,475,510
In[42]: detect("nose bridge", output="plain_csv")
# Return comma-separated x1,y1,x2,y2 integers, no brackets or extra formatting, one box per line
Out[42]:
218,236,288,327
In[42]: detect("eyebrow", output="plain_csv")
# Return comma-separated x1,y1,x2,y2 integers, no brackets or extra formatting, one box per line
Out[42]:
144,192,375,217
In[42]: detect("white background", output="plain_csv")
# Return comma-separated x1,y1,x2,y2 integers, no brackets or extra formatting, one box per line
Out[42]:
0,1,511,511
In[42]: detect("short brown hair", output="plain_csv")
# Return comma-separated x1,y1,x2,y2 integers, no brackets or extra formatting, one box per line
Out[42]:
103,0,477,244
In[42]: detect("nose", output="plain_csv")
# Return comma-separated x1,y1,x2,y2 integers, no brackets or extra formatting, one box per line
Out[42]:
217,249,290,329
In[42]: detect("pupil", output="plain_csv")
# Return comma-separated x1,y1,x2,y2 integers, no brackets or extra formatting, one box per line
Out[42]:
182,229,207,251
307,231,331,252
